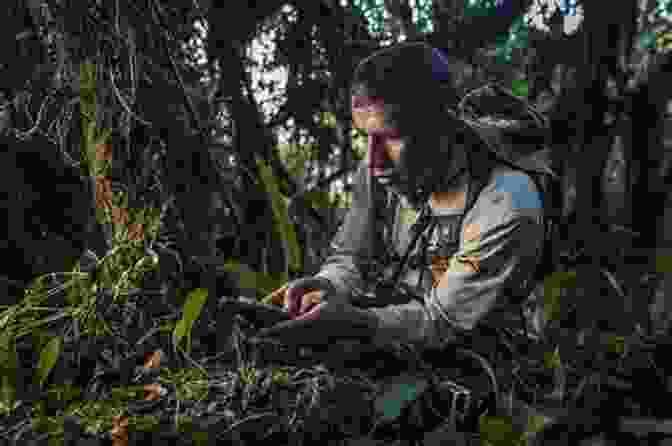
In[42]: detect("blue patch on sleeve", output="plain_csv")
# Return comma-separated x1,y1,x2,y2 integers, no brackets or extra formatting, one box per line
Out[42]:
494,174,542,211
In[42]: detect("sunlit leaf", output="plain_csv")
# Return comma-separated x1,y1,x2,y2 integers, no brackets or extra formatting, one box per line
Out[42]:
637,30,658,50
255,155,301,274
302,190,332,210
479,415,525,446
218,261,286,298
35,336,63,389
510,79,529,98
172,288,208,350
655,255,672,273
0,334,18,415
605,334,625,356
543,346,562,370
374,374,429,423
525,414,551,441
543,271,577,322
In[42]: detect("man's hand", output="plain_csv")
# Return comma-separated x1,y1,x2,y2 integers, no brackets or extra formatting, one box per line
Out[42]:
258,299,380,347
263,276,336,318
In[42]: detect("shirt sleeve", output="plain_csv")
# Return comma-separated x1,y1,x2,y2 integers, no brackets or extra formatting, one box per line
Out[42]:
315,163,377,299
369,173,544,349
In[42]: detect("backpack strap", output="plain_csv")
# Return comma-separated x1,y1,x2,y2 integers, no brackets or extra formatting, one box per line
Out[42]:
459,119,562,306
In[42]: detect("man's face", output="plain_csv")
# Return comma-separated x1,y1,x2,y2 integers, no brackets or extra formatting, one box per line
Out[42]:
351,95,403,176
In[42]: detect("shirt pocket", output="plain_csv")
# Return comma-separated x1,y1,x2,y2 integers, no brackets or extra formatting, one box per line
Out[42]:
426,215,463,288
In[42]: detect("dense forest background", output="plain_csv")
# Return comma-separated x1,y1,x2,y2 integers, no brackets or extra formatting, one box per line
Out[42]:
1,0,672,444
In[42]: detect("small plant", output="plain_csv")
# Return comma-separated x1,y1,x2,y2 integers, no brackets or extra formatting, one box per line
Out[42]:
159,367,209,402
238,365,260,387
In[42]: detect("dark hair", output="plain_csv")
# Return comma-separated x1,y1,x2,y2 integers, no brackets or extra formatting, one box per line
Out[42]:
351,42,465,206
350,42,460,135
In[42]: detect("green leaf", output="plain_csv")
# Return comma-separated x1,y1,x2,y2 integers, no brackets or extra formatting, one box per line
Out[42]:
637,30,658,50
217,261,286,298
302,190,332,211
0,334,18,415
479,415,525,446
525,414,551,440
255,155,302,274
173,319,187,350
605,334,625,355
510,79,529,98
35,336,63,389
374,374,429,423
543,346,562,370
655,255,672,273
543,271,578,323
172,288,208,350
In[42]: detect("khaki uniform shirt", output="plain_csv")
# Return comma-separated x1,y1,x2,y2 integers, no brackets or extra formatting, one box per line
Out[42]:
315,150,544,349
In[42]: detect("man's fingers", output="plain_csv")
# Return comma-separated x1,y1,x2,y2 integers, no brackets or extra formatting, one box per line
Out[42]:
284,286,304,317
299,290,323,315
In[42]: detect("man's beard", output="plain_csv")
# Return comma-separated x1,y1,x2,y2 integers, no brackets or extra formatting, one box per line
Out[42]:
374,135,453,208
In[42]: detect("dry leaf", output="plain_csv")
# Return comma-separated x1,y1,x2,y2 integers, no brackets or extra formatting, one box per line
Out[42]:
95,175,114,210
96,142,113,163
143,383,164,401
110,415,129,446
111,206,129,226
127,222,145,242
143,350,163,370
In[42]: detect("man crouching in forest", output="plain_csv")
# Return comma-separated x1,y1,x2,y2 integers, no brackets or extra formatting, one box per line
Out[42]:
259,42,545,352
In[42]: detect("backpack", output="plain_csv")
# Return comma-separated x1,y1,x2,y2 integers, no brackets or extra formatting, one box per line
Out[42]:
375,83,563,307
456,83,563,303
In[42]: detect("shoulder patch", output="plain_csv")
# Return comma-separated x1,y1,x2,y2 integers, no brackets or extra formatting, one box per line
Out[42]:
493,173,542,212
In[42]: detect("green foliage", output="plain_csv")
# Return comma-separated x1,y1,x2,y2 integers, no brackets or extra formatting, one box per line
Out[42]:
493,15,531,64
636,0,672,52
543,346,562,370
637,30,660,51
656,255,672,273
277,141,314,180
0,333,19,417
238,365,261,387
510,79,529,98
479,415,526,446
45,383,82,408
80,60,112,177
543,271,578,323
159,367,209,402
479,412,550,446
34,336,63,389
352,127,368,161
217,261,286,298
412,0,434,34
352,0,386,35
33,397,160,437
270,366,291,386
657,0,672,16
373,374,429,423
256,155,302,274
465,0,505,18
605,334,626,356
302,190,333,211
173,288,209,353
